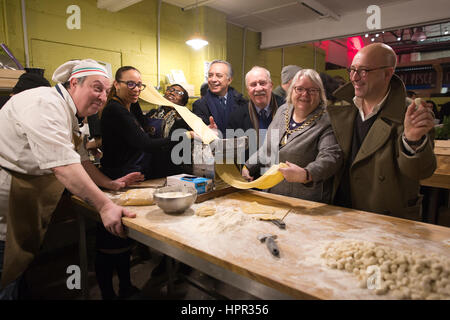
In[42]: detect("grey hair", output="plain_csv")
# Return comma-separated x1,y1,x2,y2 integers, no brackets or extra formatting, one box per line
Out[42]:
245,66,272,86
286,69,327,108
208,60,233,79
63,76,87,89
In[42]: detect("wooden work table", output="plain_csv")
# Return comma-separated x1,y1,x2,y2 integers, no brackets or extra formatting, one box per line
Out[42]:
421,140,450,189
420,140,450,225
72,187,450,300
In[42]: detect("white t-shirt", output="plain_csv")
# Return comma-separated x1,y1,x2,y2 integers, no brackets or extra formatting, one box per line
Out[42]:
0,84,88,241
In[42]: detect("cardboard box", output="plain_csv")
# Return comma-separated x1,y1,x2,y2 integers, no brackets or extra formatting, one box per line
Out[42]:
167,174,213,194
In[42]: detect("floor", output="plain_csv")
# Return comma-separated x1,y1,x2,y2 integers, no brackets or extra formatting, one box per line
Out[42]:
22,225,258,300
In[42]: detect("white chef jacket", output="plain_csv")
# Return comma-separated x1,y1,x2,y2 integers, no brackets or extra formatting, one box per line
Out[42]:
0,84,89,241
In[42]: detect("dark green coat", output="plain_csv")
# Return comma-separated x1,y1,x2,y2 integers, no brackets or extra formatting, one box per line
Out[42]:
327,75,436,221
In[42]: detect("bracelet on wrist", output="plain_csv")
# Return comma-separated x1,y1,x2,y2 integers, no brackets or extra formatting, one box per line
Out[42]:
304,168,310,182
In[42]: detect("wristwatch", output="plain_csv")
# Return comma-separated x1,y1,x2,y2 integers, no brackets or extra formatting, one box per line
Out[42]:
403,133,425,146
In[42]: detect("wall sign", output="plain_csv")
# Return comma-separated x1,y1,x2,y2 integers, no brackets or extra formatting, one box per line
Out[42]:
66,5,81,30
395,66,437,90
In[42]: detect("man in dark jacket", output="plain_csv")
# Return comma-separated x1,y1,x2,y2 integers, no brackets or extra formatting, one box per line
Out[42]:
192,60,247,137
228,66,283,151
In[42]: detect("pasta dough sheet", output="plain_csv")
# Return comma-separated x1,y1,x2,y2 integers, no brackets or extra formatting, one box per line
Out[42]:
215,163,287,190
140,84,218,144
241,201,290,221
117,188,155,206
139,81,287,191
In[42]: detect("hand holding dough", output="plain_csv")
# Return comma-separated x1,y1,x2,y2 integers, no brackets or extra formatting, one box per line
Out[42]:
216,163,288,190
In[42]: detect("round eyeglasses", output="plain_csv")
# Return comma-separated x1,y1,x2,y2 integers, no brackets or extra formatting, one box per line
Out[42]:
117,80,146,91
347,66,391,78
166,87,185,96
293,86,320,95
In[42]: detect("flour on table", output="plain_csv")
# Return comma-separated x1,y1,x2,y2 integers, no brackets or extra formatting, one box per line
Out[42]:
192,208,253,233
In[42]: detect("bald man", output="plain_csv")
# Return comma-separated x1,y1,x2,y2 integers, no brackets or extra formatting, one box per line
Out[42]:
327,43,436,221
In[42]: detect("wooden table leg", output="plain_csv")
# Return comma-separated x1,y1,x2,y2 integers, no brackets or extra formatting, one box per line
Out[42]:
426,188,440,224
166,256,175,296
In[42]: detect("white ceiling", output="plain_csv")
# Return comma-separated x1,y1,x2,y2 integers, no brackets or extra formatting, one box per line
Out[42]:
164,0,404,32
163,0,450,50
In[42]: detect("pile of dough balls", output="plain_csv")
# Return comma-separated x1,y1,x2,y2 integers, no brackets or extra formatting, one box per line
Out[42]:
321,240,450,300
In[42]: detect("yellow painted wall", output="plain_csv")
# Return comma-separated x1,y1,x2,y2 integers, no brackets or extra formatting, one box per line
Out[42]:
226,23,244,93
325,69,350,82
0,0,227,111
1,0,327,110
0,0,25,67
226,23,326,99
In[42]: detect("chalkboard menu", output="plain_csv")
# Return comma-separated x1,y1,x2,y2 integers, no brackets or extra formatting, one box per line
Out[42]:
395,65,437,90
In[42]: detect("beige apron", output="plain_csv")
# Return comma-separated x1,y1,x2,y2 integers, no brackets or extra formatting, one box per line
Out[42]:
1,171,65,287
1,133,82,287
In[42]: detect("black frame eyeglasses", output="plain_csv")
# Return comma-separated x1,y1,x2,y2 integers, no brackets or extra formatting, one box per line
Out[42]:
166,87,185,96
347,66,391,78
293,86,320,95
117,80,146,91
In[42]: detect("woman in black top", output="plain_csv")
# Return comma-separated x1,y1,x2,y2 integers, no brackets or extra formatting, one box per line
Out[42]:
95,66,175,300
100,68,175,180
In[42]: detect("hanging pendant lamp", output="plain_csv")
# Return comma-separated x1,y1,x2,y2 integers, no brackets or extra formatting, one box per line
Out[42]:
186,0,208,50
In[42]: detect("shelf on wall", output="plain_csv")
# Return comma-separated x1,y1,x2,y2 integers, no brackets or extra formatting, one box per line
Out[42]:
0,69,25,91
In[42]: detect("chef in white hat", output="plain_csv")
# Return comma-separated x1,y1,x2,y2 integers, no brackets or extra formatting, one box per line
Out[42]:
0,59,143,299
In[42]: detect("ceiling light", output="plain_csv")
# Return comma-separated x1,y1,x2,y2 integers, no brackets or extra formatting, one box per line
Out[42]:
365,33,369,38
375,33,379,37
186,35,208,50
371,38,375,42
186,0,209,50
397,37,401,41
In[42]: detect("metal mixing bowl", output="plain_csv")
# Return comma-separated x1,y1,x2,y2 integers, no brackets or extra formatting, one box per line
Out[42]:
153,185,197,214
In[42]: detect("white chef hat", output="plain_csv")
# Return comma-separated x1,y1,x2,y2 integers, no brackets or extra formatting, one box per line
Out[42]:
52,59,110,83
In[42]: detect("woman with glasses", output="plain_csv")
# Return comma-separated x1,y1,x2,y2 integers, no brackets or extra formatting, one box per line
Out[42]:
146,84,191,176
100,66,176,180
147,84,190,138
96,66,176,300
242,69,343,204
